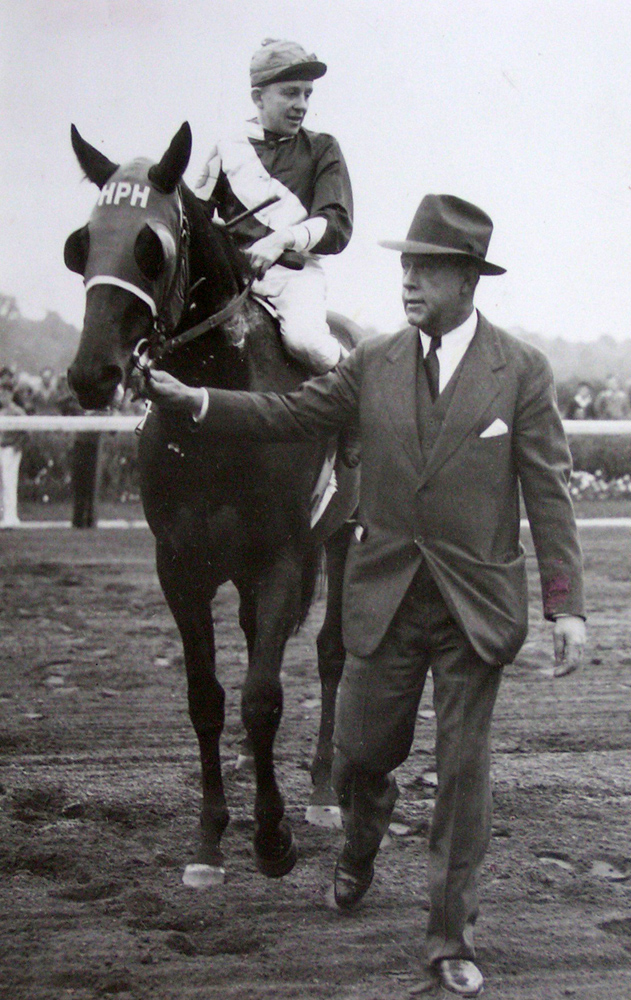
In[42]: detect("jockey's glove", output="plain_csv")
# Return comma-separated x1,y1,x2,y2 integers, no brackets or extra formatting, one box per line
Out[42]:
246,229,296,276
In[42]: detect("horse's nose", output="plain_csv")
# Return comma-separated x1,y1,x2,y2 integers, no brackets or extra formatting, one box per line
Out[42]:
67,361,123,410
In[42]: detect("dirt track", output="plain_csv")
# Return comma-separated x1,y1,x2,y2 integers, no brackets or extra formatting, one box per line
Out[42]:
1,525,631,999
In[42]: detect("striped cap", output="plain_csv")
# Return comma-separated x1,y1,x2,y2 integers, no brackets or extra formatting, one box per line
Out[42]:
250,38,327,87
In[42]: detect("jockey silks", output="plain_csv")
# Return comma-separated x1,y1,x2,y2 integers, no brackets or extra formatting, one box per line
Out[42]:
83,159,185,328
196,121,353,255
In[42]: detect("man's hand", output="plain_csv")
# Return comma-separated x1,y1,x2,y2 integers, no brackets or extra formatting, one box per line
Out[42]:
245,230,293,277
552,615,586,677
139,368,205,419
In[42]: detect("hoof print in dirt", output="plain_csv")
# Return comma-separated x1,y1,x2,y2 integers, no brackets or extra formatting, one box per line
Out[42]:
600,916,631,944
51,881,123,902
124,889,165,918
166,931,198,956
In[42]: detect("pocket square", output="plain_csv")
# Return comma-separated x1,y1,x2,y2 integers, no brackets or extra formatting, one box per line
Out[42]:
480,418,508,438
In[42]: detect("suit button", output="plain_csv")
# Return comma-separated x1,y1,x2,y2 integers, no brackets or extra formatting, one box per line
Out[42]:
415,535,424,545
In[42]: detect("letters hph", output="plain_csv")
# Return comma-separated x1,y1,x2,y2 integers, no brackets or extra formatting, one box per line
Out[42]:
98,182,150,209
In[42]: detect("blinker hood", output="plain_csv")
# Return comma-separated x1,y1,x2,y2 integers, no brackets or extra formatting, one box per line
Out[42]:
84,158,184,324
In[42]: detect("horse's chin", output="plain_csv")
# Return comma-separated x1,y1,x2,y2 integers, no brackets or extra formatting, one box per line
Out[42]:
67,364,125,412
72,383,120,413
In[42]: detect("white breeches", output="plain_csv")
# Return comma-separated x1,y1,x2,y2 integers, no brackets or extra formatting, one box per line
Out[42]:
0,446,22,526
252,257,342,374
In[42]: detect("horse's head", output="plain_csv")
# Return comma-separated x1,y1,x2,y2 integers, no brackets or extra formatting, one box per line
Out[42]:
66,123,192,409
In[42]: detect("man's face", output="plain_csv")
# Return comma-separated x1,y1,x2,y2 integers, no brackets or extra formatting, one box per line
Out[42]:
401,255,474,336
253,80,314,136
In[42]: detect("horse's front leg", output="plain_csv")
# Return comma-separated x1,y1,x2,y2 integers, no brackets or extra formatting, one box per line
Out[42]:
156,538,229,886
306,521,354,828
241,548,302,878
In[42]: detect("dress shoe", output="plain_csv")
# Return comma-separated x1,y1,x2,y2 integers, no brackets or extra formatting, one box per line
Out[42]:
437,959,484,996
333,853,374,911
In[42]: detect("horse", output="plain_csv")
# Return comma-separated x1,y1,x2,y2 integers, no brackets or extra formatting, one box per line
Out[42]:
65,122,360,887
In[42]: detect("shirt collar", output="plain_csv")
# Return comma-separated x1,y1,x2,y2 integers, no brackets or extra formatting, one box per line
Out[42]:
419,308,478,356
245,118,296,143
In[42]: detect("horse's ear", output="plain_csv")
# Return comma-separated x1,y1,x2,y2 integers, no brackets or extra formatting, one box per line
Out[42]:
64,225,90,275
71,125,119,188
148,122,192,194
134,223,169,280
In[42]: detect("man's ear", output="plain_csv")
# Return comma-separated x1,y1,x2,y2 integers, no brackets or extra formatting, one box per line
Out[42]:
460,264,480,296
251,87,263,110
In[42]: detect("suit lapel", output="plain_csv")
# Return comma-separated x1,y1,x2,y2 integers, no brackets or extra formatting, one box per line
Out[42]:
383,328,424,477
419,314,507,486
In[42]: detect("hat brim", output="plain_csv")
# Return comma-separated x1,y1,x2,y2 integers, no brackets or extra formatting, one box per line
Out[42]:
379,240,506,276
252,60,327,86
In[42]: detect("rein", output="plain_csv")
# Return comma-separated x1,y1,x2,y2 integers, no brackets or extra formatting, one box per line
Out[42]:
151,274,254,361
133,191,256,370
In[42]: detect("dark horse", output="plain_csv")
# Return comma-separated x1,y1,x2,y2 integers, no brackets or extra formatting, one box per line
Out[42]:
66,122,360,886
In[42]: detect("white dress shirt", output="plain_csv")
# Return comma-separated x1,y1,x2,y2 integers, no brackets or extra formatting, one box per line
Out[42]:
419,308,478,395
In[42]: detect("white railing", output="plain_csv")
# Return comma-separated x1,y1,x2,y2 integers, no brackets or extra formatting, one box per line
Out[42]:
1,416,631,435
0,415,141,432
2,415,631,528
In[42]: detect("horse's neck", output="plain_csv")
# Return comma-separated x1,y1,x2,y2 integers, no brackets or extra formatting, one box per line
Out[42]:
167,186,307,392
166,189,307,393
165,298,306,394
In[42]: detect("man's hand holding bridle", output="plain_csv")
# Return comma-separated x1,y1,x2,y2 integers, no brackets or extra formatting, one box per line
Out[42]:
139,368,206,420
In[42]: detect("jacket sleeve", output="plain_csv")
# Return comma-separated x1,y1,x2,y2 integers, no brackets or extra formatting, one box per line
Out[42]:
195,145,221,203
307,136,353,255
513,351,585,620
199,347,360,441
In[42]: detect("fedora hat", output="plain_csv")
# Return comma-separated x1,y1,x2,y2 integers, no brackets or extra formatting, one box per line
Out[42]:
379,194,505,276
250,39,327,87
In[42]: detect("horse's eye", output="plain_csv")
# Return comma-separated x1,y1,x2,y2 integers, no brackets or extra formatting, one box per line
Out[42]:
134,224,166,280
64,225,90,275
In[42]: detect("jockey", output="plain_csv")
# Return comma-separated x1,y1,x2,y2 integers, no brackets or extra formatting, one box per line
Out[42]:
196,38,353,375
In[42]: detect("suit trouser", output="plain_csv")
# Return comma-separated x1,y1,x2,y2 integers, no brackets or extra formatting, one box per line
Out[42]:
332,564,503,963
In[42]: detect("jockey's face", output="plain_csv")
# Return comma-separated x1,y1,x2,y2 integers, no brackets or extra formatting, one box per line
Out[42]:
252,80,314,137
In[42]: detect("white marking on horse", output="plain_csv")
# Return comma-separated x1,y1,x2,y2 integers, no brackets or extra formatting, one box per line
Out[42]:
97,181,150,209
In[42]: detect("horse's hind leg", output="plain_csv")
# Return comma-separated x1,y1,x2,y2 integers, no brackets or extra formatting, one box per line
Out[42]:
156,538,229,886
307,521,354,828
233,584,256,772
240,550,301,878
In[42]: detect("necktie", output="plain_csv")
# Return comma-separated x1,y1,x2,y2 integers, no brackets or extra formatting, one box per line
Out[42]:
424,336,442,402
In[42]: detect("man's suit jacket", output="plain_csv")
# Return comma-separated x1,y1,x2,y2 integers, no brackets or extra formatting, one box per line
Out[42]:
199,313,584,665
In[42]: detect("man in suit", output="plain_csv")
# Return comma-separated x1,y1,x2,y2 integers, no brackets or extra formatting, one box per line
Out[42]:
141,195,586,997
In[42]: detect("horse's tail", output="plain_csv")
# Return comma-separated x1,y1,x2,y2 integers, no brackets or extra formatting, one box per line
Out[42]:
294,540,326,635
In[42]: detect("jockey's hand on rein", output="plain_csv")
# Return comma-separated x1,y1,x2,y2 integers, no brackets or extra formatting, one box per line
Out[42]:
245,230,292,277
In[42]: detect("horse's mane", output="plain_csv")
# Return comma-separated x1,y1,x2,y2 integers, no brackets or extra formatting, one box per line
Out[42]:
180,183,253,298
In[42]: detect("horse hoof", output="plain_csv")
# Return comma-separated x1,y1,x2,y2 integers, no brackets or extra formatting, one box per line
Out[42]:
182,863,226,888
254,830,298,879
305,804,343,829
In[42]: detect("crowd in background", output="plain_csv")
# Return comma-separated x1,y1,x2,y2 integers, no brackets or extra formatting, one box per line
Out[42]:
2,363,631,529
564,375,631,420
0,364,145,419
0,364,145,528
4,364,631,423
